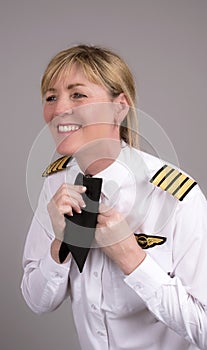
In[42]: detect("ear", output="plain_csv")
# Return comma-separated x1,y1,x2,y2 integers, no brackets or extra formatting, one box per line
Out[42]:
113,93,129,125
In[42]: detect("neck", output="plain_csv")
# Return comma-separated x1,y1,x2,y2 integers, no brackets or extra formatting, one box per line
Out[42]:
74,139,122,176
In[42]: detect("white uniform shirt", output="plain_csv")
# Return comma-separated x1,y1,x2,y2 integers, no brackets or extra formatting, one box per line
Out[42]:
21,144,207,350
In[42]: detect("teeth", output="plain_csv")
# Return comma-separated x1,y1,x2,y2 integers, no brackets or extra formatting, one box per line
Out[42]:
58,125,80,132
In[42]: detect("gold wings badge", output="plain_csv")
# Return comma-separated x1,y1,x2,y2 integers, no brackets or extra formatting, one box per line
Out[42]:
134,233,166,249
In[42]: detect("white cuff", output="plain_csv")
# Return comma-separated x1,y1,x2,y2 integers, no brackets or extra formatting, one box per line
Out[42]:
40,248,71,284
124,254,174,301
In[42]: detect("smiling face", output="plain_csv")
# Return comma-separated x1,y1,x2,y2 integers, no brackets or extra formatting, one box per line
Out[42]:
43,64,124,157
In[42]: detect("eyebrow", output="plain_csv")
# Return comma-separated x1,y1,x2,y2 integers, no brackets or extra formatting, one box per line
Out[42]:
67,83,85,89
46,83,85,93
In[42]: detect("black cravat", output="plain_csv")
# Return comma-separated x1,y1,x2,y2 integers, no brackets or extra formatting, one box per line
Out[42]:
59,173,102,272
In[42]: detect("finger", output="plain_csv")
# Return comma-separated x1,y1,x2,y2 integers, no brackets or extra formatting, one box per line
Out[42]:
56,183,86,201
67,184,87,194
61,195,83,214
59,205,73,216
60,183,86,193
51,192,81,214
54,185,86,209
59,203,81,216
67,188,86,208
55,184,86,204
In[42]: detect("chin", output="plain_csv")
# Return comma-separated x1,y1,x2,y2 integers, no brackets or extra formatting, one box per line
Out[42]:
56,139,82,156
56,147,73,156
55,142,72,156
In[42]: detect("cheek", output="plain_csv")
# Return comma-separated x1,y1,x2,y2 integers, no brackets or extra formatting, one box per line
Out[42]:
79,103,115,127
83,124,115,140
43,105,52,123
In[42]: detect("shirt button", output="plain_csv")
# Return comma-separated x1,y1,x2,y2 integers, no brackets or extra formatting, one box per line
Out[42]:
53,272,63,279
91,304,97,311
97,331,105,336
134,282,142,290
93,271,98,278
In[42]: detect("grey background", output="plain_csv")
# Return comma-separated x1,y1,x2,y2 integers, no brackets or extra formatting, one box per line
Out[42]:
1,1,207,349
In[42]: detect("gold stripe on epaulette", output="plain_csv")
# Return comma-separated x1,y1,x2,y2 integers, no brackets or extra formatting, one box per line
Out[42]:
150,164,197,201
174,177,196,201
42,156,71,177
165,173,187,195
151,165,173,186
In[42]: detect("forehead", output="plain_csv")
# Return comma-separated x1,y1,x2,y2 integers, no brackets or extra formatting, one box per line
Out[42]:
48,63,103,90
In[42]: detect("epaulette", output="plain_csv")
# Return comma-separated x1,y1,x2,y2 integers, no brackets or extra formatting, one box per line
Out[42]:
150,164,197,201
42,155,71,177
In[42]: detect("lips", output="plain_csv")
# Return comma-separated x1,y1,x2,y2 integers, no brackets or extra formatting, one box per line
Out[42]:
57,124,81,133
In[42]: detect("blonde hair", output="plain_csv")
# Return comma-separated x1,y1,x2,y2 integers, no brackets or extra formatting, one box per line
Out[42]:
41,45,138,147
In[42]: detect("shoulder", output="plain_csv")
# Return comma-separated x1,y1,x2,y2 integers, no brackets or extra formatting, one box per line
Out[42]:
139,150,197,202
42,155,72,177
121,144,198,202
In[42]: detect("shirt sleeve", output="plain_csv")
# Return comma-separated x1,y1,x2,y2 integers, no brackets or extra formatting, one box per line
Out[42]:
125,185,207,350
21,179,71,314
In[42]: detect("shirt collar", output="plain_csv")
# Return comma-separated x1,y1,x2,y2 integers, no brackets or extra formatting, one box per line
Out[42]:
67,142,149,200
93,143,136,200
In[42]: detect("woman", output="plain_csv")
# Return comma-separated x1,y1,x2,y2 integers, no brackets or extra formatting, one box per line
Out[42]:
21,45,207,350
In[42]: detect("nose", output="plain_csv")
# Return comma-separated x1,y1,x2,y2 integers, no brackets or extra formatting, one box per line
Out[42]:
53,95,73,117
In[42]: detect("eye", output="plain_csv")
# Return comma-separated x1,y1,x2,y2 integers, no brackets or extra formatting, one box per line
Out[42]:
71,92,87,100
45,95,57,103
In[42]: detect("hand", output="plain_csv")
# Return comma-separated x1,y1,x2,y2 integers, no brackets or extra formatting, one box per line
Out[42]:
47,183,86,241
48,183,87,264
96,205,146,275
